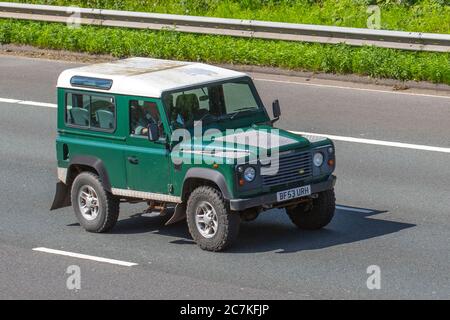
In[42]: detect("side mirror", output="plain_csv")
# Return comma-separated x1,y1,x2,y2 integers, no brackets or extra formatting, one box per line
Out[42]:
272,99,281,124
147,122,160,142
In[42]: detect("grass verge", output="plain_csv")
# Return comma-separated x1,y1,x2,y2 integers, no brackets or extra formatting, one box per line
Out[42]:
0,19,449,84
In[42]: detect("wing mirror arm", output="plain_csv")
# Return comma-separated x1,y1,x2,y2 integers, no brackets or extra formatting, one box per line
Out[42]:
271,99,281,125
147,122,160,142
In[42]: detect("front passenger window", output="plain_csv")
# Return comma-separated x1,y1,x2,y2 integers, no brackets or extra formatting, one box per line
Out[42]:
129,100,165,140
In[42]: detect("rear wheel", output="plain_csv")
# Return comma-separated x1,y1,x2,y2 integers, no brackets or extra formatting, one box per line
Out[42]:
286,189,335,230
71,172,120,233
186,186,240,251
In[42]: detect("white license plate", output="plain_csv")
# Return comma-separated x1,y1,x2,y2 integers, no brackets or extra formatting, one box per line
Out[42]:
276,185,311,202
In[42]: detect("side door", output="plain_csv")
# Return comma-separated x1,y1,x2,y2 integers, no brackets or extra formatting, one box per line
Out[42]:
124,97,171,195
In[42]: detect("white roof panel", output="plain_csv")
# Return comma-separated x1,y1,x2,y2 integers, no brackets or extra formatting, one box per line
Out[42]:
57,57,247,97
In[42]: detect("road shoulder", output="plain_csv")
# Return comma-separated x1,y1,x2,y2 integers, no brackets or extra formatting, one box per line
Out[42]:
2,44,449,95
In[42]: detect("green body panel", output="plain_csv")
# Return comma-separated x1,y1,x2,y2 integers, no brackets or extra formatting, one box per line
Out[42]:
124,138,171,194
170,158,236,198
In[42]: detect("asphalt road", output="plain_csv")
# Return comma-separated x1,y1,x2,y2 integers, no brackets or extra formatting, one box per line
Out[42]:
0,55,449,299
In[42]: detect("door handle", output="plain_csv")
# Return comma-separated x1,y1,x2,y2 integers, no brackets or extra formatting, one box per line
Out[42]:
128,156,139,165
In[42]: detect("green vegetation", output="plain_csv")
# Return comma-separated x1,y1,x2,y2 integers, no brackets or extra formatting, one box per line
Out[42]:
9,0,450,33
2,1,448,83
1,19,449,84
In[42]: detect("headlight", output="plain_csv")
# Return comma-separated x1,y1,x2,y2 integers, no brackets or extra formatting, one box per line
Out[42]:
313,152,324,167
243,166,256,182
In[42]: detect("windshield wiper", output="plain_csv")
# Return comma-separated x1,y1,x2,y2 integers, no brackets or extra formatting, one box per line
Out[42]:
229,107,258,120
197,112,219,124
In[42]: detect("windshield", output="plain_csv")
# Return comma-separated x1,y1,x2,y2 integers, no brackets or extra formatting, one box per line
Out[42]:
162,77,267,131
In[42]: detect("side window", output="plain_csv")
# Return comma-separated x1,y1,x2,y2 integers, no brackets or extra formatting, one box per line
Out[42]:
129,100,166,140
65,92,115,131
90,96,115,130
66,92,90,127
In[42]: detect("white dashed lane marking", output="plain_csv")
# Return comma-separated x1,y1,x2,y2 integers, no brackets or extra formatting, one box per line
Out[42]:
33,247,138,267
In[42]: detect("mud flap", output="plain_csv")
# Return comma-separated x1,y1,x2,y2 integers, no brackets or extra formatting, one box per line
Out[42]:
165,203,186,225
50,182,71,210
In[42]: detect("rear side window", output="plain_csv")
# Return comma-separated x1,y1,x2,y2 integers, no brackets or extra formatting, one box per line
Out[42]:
66,92,116,131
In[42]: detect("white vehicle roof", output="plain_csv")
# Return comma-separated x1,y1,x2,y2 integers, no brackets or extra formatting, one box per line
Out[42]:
57,57,247,98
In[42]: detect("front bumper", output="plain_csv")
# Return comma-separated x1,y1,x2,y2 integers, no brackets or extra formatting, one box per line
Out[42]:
229,175,336,211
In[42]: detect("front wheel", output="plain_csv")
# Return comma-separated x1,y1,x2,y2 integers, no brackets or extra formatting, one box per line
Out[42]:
186,186,240,251
286,189,335,230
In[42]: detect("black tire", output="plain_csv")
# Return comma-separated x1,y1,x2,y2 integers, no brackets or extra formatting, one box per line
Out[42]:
186,186,240,251
71,172,120,233
286,189,335,230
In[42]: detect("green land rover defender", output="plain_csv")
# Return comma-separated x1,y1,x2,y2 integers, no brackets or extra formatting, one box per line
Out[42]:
51,58,337,251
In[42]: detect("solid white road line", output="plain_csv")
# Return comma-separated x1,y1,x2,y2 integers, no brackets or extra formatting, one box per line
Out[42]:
292,131,450,154
336,205,373,214
0,97,56,108
32,247,138,267
0,97,20,104
18,100,57,108
254,78,450,100
2,96,450,153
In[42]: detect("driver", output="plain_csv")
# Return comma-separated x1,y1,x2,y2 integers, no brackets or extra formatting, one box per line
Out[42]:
171,94,199,129
130,102,157,136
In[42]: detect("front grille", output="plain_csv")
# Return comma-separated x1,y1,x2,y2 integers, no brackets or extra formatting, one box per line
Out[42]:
261,151,312,187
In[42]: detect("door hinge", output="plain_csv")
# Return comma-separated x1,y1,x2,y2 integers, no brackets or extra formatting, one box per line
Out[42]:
168,184,174,194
